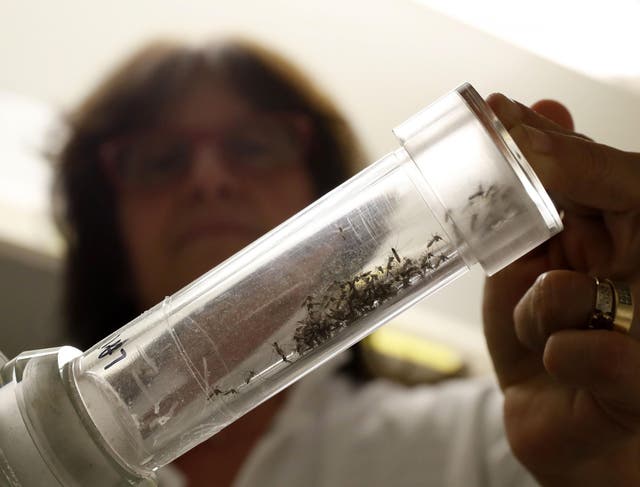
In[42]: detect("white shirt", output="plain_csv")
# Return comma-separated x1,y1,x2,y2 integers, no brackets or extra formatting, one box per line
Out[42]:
159,356,537,487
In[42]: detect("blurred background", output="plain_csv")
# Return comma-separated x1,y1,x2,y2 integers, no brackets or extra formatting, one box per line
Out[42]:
1,0,639,373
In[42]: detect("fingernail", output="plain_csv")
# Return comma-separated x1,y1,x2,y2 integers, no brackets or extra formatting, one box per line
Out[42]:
521,124,553,153
491,94,523,124
505,97,523,122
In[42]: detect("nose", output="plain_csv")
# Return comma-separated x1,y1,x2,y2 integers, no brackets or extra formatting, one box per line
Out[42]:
184,144,239,197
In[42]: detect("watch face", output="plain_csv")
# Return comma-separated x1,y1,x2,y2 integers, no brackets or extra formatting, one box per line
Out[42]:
619,285,633,307
595,281,614,315
589,280,615,330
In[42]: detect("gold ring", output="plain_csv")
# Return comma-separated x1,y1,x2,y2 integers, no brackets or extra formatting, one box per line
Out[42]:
588,278,634,333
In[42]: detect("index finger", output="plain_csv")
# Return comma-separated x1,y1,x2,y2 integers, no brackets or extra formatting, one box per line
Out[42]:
488,93,591,140
488,94,572,133
510,123,640,211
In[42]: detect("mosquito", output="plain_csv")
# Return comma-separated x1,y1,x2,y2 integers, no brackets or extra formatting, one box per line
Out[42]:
427,234,443,248
273,342,292,363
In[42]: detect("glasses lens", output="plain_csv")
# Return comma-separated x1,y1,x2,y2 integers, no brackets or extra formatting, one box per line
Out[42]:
223,119,301,171
114,136,191,189
105,115,305,190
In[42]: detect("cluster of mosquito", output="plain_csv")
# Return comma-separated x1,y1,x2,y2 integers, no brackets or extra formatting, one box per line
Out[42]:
205,184,513,401
206,235,451,401
464,183,521,234
291,233,449,356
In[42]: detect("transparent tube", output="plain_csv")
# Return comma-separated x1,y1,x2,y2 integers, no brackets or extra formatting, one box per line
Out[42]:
67,84,562,476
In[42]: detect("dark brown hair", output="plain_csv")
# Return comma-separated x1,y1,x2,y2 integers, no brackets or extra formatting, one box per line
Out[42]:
53,39,364,349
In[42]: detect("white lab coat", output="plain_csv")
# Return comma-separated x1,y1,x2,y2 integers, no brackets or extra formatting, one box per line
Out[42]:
158,355,537,487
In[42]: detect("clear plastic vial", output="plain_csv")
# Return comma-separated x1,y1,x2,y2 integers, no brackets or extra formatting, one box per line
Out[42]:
68,83,562,477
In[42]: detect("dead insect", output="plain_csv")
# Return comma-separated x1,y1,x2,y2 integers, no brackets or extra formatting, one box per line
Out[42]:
485,184,497,198
273,342,292,363
302,295,316,308
223,388,238,396
469,184,499,202
420,258,434,271
207,387,225,400
427,234,443,248
386,255,396,272
338,226,347,240
468,185,486,201
245,370,256,385
420,251,434,266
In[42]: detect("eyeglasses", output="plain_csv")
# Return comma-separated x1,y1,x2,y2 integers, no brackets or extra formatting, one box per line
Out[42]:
100,114,308,191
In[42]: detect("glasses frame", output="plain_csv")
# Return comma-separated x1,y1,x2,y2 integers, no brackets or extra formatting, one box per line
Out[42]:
99,111,312,193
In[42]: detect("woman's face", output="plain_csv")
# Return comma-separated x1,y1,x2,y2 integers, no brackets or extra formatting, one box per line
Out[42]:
115,80,316,309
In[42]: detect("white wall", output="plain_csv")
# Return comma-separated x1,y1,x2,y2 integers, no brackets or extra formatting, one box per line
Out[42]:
3,1,639,149
1,0,638,359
